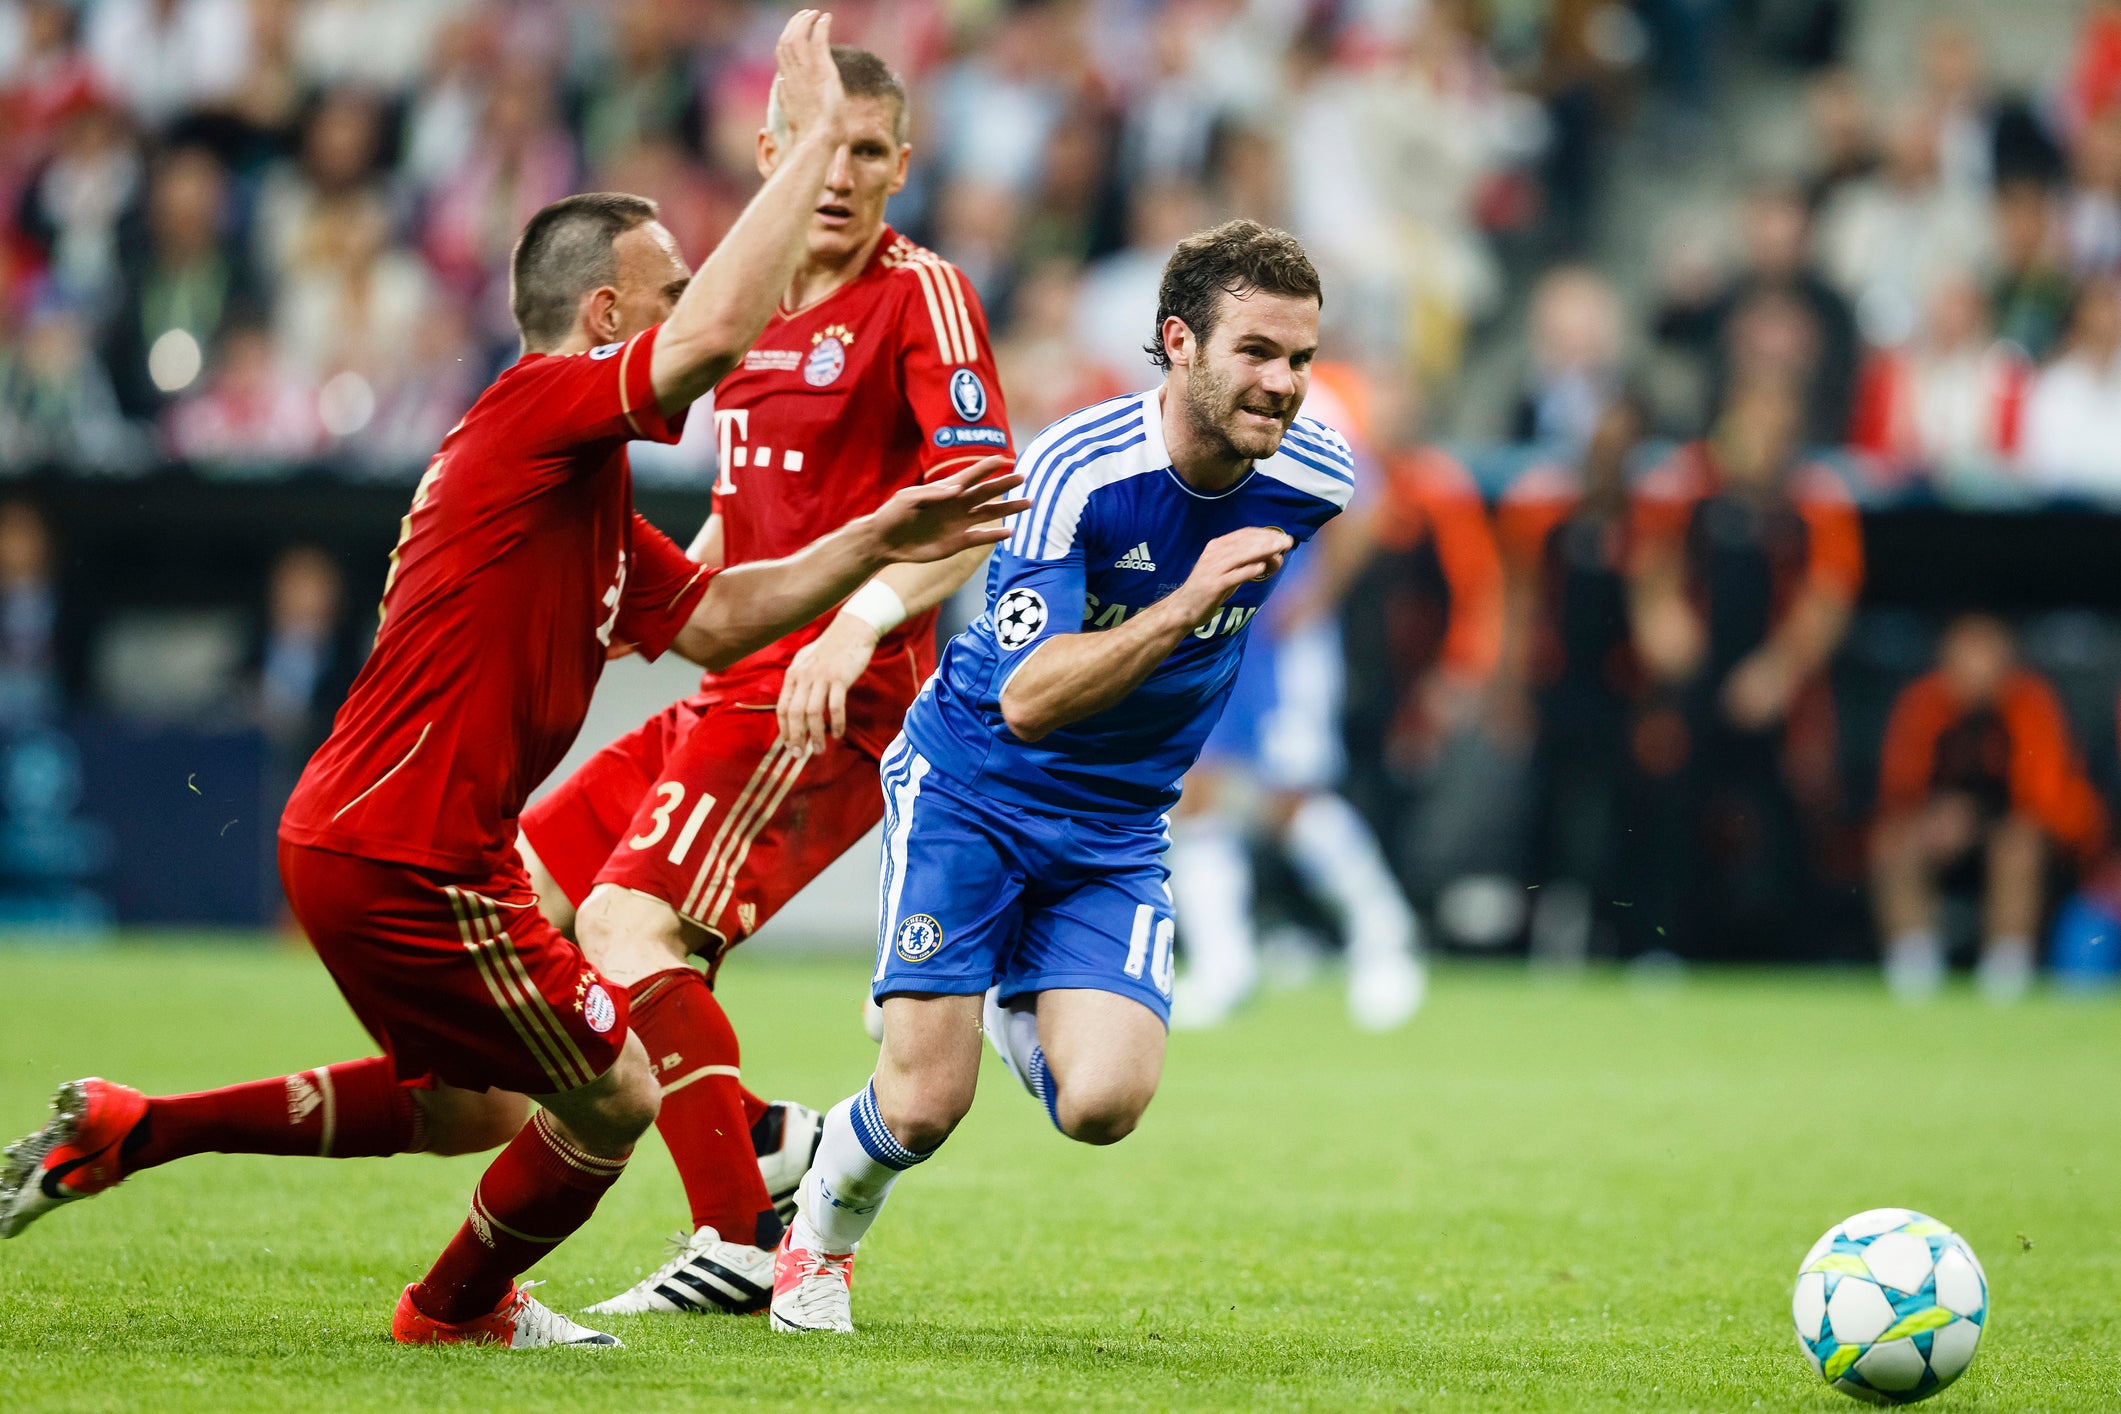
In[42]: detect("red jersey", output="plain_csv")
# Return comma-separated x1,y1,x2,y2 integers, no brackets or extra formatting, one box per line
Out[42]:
703,226,1011,755
282,323,713,876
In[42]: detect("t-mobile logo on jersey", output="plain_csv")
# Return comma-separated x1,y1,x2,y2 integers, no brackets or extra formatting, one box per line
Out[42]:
712,407,805,494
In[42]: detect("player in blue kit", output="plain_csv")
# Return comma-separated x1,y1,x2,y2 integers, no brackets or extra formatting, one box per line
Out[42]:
771,221,1349,1332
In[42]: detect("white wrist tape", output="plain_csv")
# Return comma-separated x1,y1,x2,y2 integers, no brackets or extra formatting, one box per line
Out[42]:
841,580,908,636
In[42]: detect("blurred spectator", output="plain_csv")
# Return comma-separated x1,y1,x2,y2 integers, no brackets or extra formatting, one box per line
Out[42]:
356,293,479,467
927,6,1068,196
1800,67,1877,213
252,544,357,753
1848,272,2029,491
1498,394,1648,963
420,67,576,342
0,288,144,471
85,0,251,129
2021,278,2121,493
292,0,451,95
1509,265,1627,454
1013,96,1120,272
252,88,391,288
15,95,142,306
578,0,695,170
0,499,61,725
1626,374,1863,957
1286,12,1509,375
399,7,490,190
216,0,302,149
105,144,258,417
1989,179,2076,362
1072,180,1208,389
2061,108,2121,278
0,1,100,182
163,322,321,467
1871,613,2106,1003
1916,19,1995,194
1817,103,1994,347
275,191,428,381
1340,375,1506,860
1655,183,1859,445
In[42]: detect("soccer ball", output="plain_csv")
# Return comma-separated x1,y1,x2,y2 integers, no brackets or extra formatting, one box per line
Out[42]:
1792,1208,1988,1404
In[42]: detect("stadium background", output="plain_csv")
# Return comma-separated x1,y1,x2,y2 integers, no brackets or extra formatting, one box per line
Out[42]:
3,0,2120,978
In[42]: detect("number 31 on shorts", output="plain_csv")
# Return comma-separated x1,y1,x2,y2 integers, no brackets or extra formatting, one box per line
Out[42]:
628,782,719,866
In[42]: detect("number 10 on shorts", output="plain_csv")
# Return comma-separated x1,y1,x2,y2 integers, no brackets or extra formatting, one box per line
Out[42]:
628,782,719,866
1125,904,1176,997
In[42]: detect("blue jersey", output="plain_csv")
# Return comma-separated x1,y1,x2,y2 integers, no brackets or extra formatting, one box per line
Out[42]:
900,388,1353,818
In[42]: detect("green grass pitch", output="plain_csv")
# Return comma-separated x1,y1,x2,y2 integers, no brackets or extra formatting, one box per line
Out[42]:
2,943,2117,1411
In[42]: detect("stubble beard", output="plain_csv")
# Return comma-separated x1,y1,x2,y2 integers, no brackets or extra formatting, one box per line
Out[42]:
1182,357,1285,464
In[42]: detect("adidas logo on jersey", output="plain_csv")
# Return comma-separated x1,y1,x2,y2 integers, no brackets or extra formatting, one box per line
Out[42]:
1115,543,1157,571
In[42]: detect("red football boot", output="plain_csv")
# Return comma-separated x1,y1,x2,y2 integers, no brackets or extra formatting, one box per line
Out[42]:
1,1078,147,1238
391,1282,620,1348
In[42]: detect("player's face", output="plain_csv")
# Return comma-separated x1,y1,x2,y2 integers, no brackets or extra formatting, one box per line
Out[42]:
759,98,909,263
1178,290,1319,461
606,221,692,342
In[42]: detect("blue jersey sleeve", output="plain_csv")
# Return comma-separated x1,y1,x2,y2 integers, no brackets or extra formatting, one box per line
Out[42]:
981,544,1086,700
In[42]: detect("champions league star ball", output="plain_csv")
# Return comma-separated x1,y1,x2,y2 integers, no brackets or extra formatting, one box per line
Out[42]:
1792,1209,1988,1404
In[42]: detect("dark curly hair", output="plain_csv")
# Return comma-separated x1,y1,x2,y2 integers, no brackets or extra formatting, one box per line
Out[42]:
1145,220,1322,370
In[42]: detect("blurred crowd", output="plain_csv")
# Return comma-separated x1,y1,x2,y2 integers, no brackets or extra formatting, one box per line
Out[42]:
0,0,2113,488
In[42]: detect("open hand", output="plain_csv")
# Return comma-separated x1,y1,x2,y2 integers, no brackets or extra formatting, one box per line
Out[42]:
869,458,1029,564
772,10,848,147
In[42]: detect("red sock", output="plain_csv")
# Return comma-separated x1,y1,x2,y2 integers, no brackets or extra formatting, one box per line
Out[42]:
741,1086,769,1130
630,967,778,1248
127,1057,423,1171
411,1109,627,1323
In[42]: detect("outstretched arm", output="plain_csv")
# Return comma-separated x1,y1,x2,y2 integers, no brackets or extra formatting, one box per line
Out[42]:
998,527,1293,744
673,460,1028,670
648,10,847,413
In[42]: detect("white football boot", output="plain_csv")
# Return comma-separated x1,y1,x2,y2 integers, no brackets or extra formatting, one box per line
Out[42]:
754,1101,824,1226
580,1226,776,1316
769,1226,855,1333
1347,948,1427,1032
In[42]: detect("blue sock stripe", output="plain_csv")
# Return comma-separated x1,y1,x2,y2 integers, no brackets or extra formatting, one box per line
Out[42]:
1027,1046,1062,1132
850,1081,928,1172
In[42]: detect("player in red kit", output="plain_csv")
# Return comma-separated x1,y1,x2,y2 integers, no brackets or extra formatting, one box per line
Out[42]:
0,15,1027,1351
514,46,1014,1317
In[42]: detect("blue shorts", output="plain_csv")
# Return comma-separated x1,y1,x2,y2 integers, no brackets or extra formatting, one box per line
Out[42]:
1198,618,1345,791
870,737,1175,1023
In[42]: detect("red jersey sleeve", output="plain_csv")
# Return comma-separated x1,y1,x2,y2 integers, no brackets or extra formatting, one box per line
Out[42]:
521,323,690,455
615,512,712,660
895,262,1014,478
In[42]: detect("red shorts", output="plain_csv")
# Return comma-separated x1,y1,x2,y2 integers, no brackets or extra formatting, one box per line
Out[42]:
279,839,630,1096
522,695,882,972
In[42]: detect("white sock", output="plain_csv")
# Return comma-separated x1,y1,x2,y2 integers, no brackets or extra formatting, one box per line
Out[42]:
1884,929,1944,1002
793,1080,931,1255
1978,937,2034,1004
1169,817,1258,1002
984,989,1063,1130
1285,792,1418,968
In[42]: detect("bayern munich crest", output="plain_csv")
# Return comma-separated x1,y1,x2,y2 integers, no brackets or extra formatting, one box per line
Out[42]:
805,335,847,386
993,588,1047,650
895,913,944,963
949,367,988,421
582,982,617,1034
